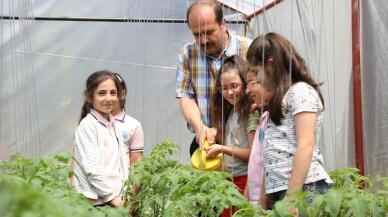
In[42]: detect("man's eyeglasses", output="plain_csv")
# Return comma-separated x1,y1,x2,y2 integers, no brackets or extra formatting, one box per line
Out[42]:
247,80,262,88
218,83,242,93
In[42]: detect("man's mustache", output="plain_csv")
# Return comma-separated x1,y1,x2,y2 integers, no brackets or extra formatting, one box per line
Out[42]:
201,42,214,48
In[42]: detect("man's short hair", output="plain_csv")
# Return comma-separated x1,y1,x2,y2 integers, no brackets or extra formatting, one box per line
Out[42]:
186,0,223,27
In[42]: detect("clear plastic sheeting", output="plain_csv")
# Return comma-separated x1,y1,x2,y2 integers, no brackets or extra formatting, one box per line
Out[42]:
246,0,355,172
360,0,388,178
0,0,246,165
0,0,387,178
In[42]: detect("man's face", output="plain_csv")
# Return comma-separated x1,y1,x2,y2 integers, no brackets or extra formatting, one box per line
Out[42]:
188,5,226,57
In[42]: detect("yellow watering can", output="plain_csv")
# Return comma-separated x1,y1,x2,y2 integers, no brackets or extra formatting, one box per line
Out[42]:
191,140,222,171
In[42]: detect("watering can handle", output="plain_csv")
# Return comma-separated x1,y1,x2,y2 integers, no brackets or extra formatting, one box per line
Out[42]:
201,140,210,167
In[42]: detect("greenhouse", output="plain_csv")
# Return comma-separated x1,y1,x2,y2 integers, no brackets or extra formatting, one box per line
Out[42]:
0,0,387,216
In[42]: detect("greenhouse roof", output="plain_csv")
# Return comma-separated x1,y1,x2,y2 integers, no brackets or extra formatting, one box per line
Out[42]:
218,0,279,19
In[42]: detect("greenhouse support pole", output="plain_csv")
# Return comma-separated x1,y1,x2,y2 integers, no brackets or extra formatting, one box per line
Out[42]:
351,0,365,176
246,0,284,20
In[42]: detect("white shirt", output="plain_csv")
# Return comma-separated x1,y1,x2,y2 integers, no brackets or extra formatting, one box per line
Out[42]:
264,82,332,194
73,109,129,205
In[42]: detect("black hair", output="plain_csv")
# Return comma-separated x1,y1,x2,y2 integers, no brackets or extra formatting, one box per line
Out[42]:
114,73,127,109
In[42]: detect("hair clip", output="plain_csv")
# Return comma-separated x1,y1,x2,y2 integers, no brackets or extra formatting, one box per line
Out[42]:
115,74,123,84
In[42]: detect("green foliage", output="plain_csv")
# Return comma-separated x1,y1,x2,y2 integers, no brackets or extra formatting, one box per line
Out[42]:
0,153,128,217
263,168,388,217
1,145,387,217
127,140,260,217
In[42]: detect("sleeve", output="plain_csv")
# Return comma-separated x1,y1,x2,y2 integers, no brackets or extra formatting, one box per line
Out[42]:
246,110,259,133
74,121,115,202
176,46,195,99
289,82,322,116
129,124,144,152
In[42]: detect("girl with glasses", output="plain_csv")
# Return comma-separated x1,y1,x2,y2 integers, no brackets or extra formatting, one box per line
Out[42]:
244,60,273,208
207,55,259,217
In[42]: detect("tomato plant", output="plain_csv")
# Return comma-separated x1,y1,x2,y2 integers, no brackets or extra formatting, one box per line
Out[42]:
1,141,387,217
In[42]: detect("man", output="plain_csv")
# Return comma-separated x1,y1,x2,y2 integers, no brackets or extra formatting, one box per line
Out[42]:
176,0,252,156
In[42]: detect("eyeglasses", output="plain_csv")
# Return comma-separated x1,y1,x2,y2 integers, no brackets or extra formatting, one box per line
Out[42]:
218,83,242,93
246,80,262,88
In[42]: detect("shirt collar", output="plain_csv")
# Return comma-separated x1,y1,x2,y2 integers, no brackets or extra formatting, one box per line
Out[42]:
114,109,126,122
90,109,115,127
223,32,238,57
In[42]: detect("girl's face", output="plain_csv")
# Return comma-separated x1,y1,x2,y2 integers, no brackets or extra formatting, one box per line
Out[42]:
88,78,118,119
246,66,272,107
219,69,243,106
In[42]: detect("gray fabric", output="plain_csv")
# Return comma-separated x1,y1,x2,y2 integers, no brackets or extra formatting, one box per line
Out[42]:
360,0,388,177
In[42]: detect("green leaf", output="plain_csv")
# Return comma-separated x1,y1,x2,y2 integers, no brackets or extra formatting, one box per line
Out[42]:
347,197,371,217
325,190,343,216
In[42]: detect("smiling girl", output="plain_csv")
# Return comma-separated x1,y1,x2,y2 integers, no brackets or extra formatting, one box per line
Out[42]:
244,64,273,208
246,32,332,207
73,71,128,207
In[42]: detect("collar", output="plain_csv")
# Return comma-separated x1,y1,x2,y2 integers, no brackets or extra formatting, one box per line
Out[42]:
114,109,126,122
90,109,115,127
223,32,238,57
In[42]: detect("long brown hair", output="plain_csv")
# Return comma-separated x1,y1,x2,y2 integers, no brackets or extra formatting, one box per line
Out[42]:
212,55,253,135
79,70,123,123
246,32,324,125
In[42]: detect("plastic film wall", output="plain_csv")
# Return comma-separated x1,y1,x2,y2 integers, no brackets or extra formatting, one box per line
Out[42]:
246,0,388,178
0,0,246,165
0,0,387,178
360,0,388,178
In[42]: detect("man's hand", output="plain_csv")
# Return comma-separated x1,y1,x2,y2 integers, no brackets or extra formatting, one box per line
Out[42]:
195,126,217,149
207,128,217,145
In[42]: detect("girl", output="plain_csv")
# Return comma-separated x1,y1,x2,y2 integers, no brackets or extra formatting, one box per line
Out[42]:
206,55,258,216
111,73,144,194
112,73,144,169
246,32,332,205
73,71,127,207
244,68,273,207
111,73,144,215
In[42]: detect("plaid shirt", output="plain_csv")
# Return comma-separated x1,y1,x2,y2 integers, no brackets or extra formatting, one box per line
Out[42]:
176,33,252,131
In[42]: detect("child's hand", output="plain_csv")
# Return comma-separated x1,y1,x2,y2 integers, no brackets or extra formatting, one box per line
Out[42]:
243,187,249,200
283,195,299,216
204,144,221,158
108,196,126,207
